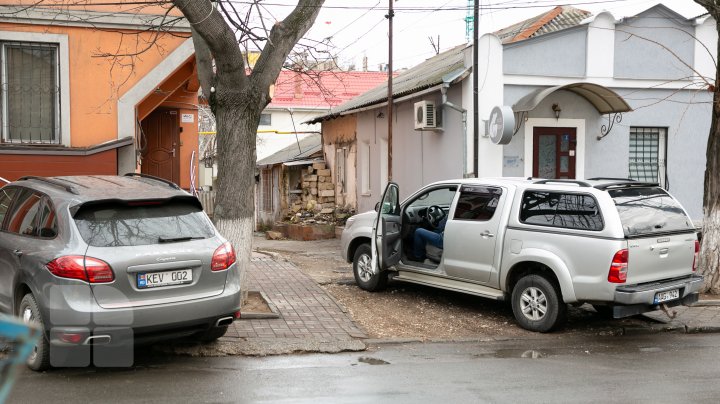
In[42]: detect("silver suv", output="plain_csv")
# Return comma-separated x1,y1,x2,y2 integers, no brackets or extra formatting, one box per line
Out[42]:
0,175,241,370
341,178,702,332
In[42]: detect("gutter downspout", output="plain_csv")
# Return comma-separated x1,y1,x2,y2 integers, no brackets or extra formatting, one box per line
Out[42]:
441,86,468,178
441,68,470,178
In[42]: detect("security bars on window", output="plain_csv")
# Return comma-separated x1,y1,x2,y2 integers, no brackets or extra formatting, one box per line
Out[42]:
1,42,60,144
628,127,665,184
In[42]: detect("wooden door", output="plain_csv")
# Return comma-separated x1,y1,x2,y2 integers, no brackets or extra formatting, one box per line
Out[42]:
141,109,179,183
532,127,577,179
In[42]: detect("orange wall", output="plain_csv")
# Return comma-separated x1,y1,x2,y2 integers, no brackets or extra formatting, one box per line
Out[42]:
0,22,188,147
0,150,117,181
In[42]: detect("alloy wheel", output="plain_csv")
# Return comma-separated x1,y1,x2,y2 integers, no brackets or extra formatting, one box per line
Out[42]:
519,286,547,321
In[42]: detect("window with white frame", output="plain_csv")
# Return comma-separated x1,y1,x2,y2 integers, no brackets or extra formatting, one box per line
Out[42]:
628,127,666,186
1,42,60,144
361,141,370,194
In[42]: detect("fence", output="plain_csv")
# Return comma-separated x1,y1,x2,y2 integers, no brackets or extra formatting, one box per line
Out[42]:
197,190,215,217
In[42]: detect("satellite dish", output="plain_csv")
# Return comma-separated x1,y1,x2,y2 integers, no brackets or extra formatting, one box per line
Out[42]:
488,106,515,145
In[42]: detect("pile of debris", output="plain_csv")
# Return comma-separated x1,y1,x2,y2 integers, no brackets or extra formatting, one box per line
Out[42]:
282,205,356,227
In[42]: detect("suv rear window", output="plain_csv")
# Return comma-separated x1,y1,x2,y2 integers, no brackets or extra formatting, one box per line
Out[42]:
74,200,215,247
609,187,693,237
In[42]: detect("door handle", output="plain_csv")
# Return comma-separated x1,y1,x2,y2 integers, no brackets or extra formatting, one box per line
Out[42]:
481,231,495,239
13,249,23,257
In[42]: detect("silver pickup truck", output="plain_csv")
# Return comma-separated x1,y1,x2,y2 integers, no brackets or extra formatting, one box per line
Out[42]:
340,178,702,332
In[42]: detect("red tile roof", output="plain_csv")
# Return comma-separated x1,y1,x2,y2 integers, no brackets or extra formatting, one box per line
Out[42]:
495,6,591,44
267,70,390,109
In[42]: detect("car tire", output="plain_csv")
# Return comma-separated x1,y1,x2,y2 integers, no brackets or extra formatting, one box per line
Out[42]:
511,274,567,333
19,293,51,371
353,243,388,292
200,326,228,343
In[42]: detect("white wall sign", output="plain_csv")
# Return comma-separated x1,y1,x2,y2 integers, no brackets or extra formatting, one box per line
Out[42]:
181,113,194,123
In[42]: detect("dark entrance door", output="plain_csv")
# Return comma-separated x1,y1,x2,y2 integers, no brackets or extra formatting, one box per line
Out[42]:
533,127,576,179
141,109,179,184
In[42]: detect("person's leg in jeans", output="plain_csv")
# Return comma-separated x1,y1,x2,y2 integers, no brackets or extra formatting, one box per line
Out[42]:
413,228,442,260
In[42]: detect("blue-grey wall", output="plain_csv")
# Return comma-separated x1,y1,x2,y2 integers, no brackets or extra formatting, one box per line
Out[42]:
503,27,587,77
502,85,710,219
614,8,694,80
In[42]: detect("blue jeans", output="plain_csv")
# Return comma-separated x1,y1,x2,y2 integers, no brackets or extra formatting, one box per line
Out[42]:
413,228,443,260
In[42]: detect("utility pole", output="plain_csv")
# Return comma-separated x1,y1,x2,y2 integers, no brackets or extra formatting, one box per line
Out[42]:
386,0,394,181
473,0,479,177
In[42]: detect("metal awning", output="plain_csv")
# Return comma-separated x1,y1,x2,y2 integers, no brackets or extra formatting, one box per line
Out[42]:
512,82,632,115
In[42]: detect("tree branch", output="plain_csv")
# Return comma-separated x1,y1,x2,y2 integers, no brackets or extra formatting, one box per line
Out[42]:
251,0,325,90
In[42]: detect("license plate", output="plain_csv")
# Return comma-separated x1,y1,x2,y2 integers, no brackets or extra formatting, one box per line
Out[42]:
654,289,679,304
138,269,192,289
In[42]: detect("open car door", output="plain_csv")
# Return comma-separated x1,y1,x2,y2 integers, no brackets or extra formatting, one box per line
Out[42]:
371,182,402,273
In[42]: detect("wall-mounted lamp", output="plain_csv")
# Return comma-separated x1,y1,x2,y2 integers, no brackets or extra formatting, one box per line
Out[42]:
551,103,561,120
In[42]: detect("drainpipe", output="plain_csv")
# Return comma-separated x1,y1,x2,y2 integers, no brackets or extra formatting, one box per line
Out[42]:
441,82,468,178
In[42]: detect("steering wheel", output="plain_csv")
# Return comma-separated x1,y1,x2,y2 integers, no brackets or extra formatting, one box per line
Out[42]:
426,205,446,230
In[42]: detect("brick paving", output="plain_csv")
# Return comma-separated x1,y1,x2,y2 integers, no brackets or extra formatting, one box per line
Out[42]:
225,257,367,340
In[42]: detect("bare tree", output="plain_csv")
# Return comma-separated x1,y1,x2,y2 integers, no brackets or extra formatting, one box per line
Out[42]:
693,1,720,293
172,0,325,300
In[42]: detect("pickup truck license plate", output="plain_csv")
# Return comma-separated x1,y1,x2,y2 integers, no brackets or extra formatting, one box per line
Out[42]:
138,269,192,289
654,289,679,304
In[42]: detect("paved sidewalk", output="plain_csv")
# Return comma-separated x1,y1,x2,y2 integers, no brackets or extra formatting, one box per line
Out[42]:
642,302,720,333
165,255,370,356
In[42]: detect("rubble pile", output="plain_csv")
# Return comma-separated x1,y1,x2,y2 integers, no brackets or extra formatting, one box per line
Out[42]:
283,205,355,226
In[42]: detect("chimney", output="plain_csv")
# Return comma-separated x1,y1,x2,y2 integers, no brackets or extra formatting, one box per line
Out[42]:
362,55,368,72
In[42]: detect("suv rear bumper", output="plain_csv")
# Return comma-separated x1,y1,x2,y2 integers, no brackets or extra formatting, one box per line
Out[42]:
614,275,703,305
610,275,703,318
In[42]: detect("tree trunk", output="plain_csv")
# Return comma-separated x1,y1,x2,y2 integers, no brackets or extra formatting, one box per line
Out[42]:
700,14,720,294
214,95,261,302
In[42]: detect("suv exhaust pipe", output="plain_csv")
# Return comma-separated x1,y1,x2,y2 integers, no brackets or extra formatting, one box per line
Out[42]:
84,335,112,345
215,316,234,327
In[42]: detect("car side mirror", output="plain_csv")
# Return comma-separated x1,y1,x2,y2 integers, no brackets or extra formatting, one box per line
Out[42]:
374,202,380,212
39,228,57,238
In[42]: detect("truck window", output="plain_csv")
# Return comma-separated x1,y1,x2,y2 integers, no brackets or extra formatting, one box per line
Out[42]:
609,187,693,237
520,191,603,231
453,186,502,221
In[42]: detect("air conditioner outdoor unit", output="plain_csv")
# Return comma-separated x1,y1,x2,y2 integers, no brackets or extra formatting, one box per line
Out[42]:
414,101,436,130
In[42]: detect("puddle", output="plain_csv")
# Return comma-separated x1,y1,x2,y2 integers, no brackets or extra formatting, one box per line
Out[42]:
476,349,553,359
358,357,390,365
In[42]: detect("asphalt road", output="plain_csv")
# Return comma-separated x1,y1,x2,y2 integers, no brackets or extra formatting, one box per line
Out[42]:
8,333,720,403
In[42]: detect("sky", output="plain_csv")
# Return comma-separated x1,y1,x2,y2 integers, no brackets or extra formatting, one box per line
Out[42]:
251,0,708,71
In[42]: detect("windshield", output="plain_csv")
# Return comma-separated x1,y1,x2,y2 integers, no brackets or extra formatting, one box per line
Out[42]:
74,200,215,247
609,187,693,237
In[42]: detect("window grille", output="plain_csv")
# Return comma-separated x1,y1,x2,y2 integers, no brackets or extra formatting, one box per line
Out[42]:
1,42,60,144
629,127,666,185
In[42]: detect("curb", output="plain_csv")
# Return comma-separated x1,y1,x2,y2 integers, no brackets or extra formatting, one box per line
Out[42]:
693,300,720,307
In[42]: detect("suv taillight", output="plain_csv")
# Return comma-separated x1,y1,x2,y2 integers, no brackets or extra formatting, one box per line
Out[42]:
692,240,700,272
211,242,236,271
46,256,115,283
608,249,628,283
